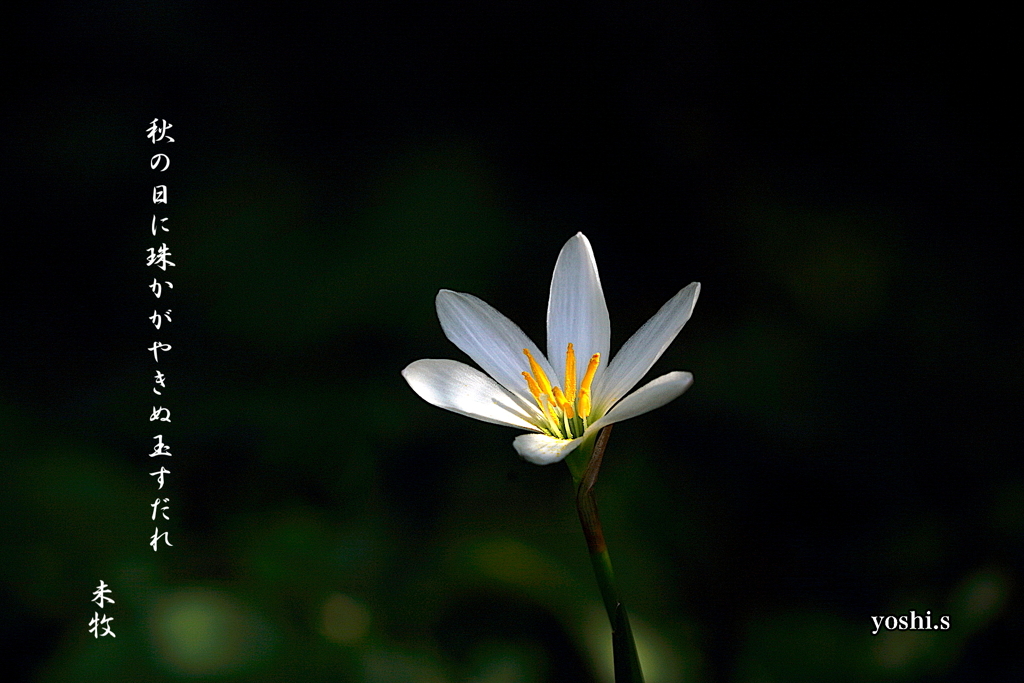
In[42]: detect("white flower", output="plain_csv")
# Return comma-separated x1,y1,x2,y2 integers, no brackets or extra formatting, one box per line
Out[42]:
402,233,700,465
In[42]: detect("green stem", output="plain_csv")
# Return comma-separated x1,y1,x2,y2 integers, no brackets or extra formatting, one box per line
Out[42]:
572,426,645,683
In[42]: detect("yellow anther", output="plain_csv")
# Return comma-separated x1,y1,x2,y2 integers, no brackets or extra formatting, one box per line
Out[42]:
576,353,600,419
564,343,577,403
523,348,553,397
579,353,600,395
522,371,542,402
552,386,575,419
578,389,592,419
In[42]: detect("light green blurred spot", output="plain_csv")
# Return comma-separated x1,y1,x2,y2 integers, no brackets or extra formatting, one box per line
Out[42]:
150,588,272,676
466,641,547,683
950,566,1009,631
470,538,568,588
871,627,939,673
321,592,372,646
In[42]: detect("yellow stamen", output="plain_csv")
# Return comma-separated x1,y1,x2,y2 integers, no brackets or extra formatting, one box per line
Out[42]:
523,348,553,397
522,371,542,402
579,353,600,395
577,353,601,419
564,343,577,403
552,386,575,419
578,389,592,419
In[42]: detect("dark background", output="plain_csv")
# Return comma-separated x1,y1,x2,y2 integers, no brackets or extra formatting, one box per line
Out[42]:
2,2,1018,681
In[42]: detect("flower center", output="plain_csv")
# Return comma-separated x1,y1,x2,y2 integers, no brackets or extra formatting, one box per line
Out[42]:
522,344,600,439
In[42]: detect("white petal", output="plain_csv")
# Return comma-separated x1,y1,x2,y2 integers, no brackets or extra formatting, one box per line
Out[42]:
546,233,610,385
595,282,699,410
587,371,693,432
436,290,555,399
402,359,541,430
513,433,585,465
